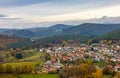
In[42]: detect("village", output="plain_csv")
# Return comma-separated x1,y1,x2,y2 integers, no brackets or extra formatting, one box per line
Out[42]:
38,42,120,73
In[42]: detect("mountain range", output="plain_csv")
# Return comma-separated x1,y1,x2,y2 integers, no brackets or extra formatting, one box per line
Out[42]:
62,23,120,36
0,23,120,49
0,23,120,39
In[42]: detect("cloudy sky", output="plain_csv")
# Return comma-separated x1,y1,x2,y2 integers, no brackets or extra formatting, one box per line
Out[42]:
0,0,120,28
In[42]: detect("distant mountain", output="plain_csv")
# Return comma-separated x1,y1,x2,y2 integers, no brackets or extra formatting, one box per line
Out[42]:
25,24,73,38
0,29,8,33
94,29,120,40
1,23,120,38
0,34,27,47
1,29,36,38
35,34,91,44
0,24,73,38
62,23,120,36
25,27,47,32
48,24,73,30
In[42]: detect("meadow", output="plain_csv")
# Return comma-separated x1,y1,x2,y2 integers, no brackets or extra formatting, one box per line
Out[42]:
0,73,59,78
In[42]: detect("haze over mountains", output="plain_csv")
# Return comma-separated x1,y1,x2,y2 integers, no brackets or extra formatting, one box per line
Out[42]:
0,23,120,38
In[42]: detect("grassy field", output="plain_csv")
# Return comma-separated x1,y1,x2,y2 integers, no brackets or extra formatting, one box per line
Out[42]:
0,51,46,74
20,52,44,62
0,73,59,78
103,75,113,78
21,73,59,78
94,62,106,67
0,74,112,78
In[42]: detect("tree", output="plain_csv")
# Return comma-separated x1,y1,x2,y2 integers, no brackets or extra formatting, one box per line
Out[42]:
88,39,93,45
92,68,103,78
0,56,3,62
45,53,51,60
4,64,12,73
9,48,13,53
59,63,102,78
62,41,68,47
114,72,120,78
0,63,3,73
103,66,114,75
15,53,23,59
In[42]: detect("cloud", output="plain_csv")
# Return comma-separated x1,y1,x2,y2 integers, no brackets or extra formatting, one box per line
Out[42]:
1,0,120,21
60,16,120,25
0,14,21,21
0,0,52,7
0,16,120,29
0,0,120,28
0,0,119,8
0,14,7,18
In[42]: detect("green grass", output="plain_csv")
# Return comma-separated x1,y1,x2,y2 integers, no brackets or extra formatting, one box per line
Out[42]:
22,50,39,58
21,73,59,78
21,52,44,61
0,74,59,78
94,62,106,67
3,62,38,66
19,52,45,65
0,74,113,78
102,75,113,78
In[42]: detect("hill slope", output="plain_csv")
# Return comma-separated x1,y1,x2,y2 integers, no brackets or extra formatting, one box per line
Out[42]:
35,34,91,44
29,24,73,38
1,24,73,38
48,24,73,30
62,23,120,36
1,29,36,38
94,29,120,40
0,34,27,47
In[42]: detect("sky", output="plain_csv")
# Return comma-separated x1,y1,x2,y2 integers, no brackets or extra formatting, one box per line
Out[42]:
0,0,120,28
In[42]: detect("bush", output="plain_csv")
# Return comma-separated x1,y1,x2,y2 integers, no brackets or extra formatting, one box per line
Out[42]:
16,53,23,59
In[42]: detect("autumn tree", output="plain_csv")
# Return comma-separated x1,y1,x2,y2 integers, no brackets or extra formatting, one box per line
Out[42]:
88,39,93,45
62,40,68,47
92,68,103,78
59,63,102,78
114,72,120,78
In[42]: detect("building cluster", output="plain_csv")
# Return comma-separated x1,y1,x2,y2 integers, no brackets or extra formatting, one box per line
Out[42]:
39,43,120,72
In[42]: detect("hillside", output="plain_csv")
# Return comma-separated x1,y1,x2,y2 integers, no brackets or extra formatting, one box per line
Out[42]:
35,34,91,44
29,24,73,38
0,34,27,47
62,23,120,36
0,29,7,33
48,24,73,30
94,29,120,40
1,29,36,38
0,24,73,38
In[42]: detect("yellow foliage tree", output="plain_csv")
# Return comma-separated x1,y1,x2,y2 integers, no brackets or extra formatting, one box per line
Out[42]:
92,68,103,78
114,72,120,78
